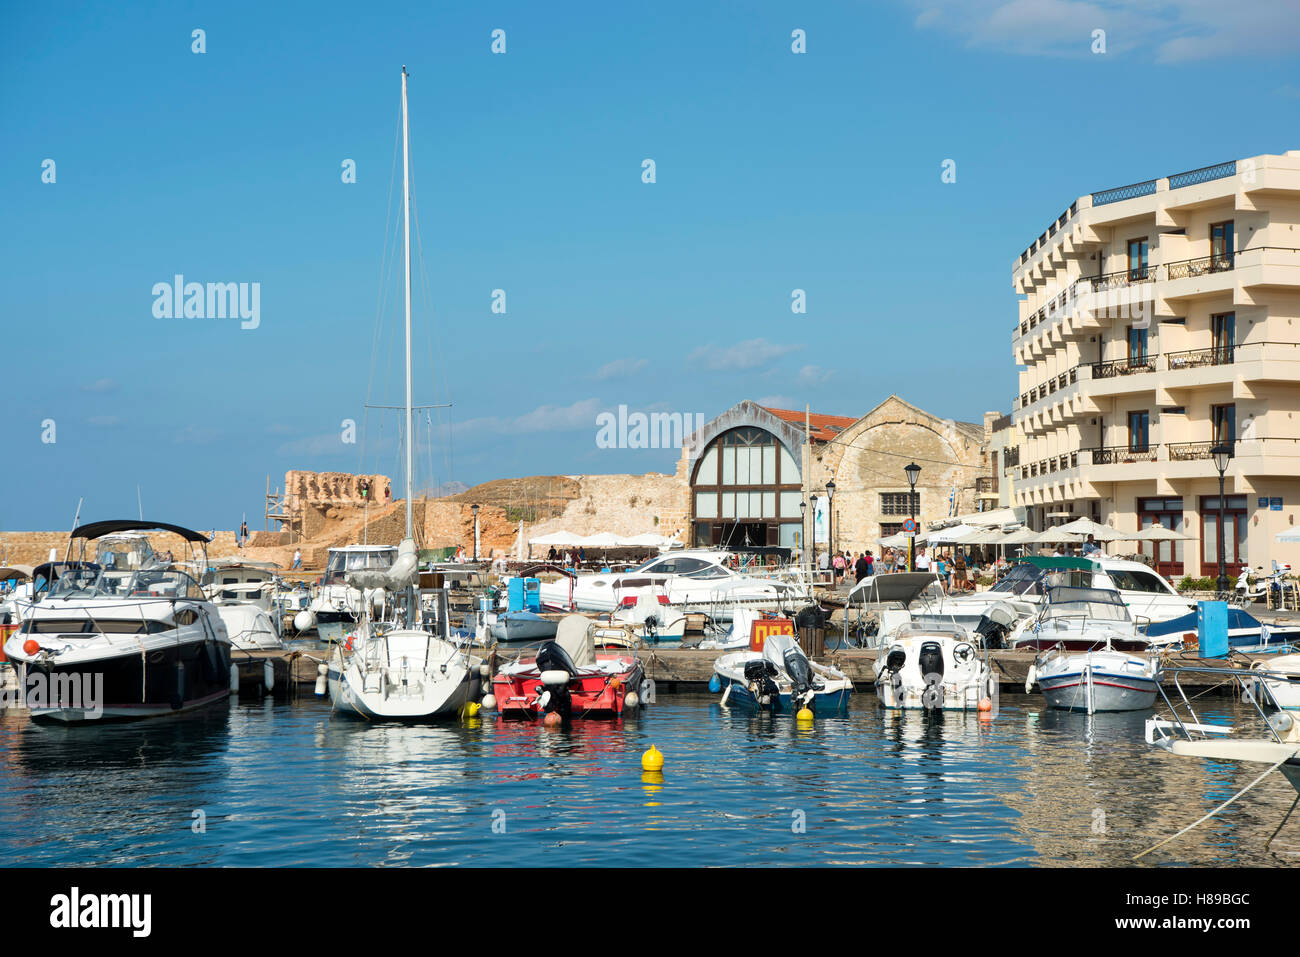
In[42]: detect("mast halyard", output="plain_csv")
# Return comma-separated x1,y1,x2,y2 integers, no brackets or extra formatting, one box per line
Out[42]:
401,65,414,541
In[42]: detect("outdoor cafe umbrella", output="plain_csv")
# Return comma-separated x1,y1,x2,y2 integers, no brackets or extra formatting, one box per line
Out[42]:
1031,528,1084,544
1127,525,1195,542
1055,517,1125,541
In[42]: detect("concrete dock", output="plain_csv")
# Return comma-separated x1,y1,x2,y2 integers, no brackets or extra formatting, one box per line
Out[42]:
236,644,1275,697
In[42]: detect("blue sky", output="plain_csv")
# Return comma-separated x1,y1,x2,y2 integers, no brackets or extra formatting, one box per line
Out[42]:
3,0,1298,530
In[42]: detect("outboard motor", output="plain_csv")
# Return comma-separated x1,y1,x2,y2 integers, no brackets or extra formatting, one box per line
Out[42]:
742,658,781,708
918,641,945,681
535,640,579,719
883,645,906,673
974,601,1018,650
782,644,815,700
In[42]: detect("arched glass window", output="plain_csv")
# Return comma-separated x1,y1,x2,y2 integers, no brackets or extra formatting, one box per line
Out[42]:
691,428,802,548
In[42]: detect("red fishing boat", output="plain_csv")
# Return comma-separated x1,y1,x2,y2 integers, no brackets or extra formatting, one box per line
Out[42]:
491,615,644,720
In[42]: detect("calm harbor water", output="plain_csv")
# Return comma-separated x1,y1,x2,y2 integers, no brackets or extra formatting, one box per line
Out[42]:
1,692,1297,867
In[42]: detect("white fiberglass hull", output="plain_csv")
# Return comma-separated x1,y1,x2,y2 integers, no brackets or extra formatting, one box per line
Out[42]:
1033,650,1158,713
873,633,994,711
328,633,482,720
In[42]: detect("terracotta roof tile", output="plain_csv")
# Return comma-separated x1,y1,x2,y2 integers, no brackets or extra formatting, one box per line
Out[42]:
761,406,859,443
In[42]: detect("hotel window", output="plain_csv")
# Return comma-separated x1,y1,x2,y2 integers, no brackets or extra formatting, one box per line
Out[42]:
1128,411,1150,452
1212,403,1236,448
1127,325,1148,363
880,492,920,515
1128,238,1149,280
1211,312,1235,363
1210,221,1234,268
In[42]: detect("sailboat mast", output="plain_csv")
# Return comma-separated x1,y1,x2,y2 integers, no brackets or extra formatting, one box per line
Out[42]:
401,65,414,540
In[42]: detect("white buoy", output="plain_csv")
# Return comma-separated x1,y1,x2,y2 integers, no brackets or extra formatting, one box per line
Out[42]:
1024,663,1037,695
294,610,314,633
719,684,732,707
481,693,497,710
624,691,639,709
264,660,275,693
229,664,240,695
478,663,491,678
314,663,328,696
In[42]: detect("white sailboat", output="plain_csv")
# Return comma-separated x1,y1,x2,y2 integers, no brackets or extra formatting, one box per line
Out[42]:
329,66,481,720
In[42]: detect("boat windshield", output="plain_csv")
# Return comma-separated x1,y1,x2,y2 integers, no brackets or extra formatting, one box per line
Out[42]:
324,548,396,585
1041,585,1132,623
47,565,205,601
94,534,159,571
990,564,1045,596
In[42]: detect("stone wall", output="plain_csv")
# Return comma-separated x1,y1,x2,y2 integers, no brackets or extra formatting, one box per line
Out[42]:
807,395,987,555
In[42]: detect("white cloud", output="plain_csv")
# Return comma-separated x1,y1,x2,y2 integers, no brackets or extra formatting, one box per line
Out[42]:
900,0,1300,61
455,397,605,436
797,364,835,387
592,357,648,380
688,338,802,371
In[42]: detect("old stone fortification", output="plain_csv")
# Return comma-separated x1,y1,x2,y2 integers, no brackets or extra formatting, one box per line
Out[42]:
2,468,691,572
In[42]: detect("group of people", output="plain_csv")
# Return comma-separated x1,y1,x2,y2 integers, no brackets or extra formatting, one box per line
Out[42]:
816,544,1011,594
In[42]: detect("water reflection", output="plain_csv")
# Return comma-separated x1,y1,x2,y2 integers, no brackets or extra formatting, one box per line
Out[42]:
0,692,1298,866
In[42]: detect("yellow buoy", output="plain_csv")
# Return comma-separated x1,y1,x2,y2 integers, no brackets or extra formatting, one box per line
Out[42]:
796,707,814,722
460,701,481,719
641,745,664,771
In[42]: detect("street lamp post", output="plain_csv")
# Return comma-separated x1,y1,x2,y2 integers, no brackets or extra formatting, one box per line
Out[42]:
825,480,836,570
799,499,807,570
810,494,819,576
905,462,921,572
471,503,480,563
1212,445,1231,596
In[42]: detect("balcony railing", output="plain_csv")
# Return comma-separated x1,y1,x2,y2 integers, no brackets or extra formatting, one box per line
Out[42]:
1092,354,1158,379
1086,266,1157,292
1004,446,1020,469
1167,439,1235,462
1088,445,1159,465
1168,161,1236,190
1165,253,1234,281
1166,346,1235,371
1092,179,1158,207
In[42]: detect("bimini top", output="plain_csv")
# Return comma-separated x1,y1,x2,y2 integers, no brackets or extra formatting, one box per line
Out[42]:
847,572,942,608
1016,555,1098,572
70,520,212,544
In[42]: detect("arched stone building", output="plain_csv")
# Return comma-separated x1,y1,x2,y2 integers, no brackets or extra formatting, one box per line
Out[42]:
684,396,989,555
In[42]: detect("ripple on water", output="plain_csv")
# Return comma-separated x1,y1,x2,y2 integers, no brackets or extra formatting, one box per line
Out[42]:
0,693,1297,867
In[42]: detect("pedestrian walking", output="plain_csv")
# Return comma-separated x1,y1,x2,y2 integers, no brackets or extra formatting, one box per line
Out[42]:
292,548,302,570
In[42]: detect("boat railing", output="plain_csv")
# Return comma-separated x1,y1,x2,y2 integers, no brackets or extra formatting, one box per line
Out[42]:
1148,664,1288,746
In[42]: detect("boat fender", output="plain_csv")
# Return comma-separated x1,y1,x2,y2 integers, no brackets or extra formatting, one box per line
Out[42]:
229,664,240,695
539,669,570,688
294,610,314,633
314,663,328,696
708,674,722,694
624,691,639,709
479,663,491,678
264,660,275,693
172,661,185,710
482,693,497,710
1024,663,1037,695
719,683,732,707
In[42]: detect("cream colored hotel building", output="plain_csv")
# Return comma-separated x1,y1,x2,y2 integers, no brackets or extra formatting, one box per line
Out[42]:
1012,151,1300,581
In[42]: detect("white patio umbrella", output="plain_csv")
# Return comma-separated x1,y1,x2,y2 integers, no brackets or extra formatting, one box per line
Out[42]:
1032,528,1084,544
1127,525,1195,542
1055,517,1125,541
999,527,1040,545
926,523,976,544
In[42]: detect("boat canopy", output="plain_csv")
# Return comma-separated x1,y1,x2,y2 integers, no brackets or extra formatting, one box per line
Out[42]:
1017,555,1098,572
0,565,34,582
555,614,595,667
847,572,942,608
1042,584,1132,622
71,520,212,543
